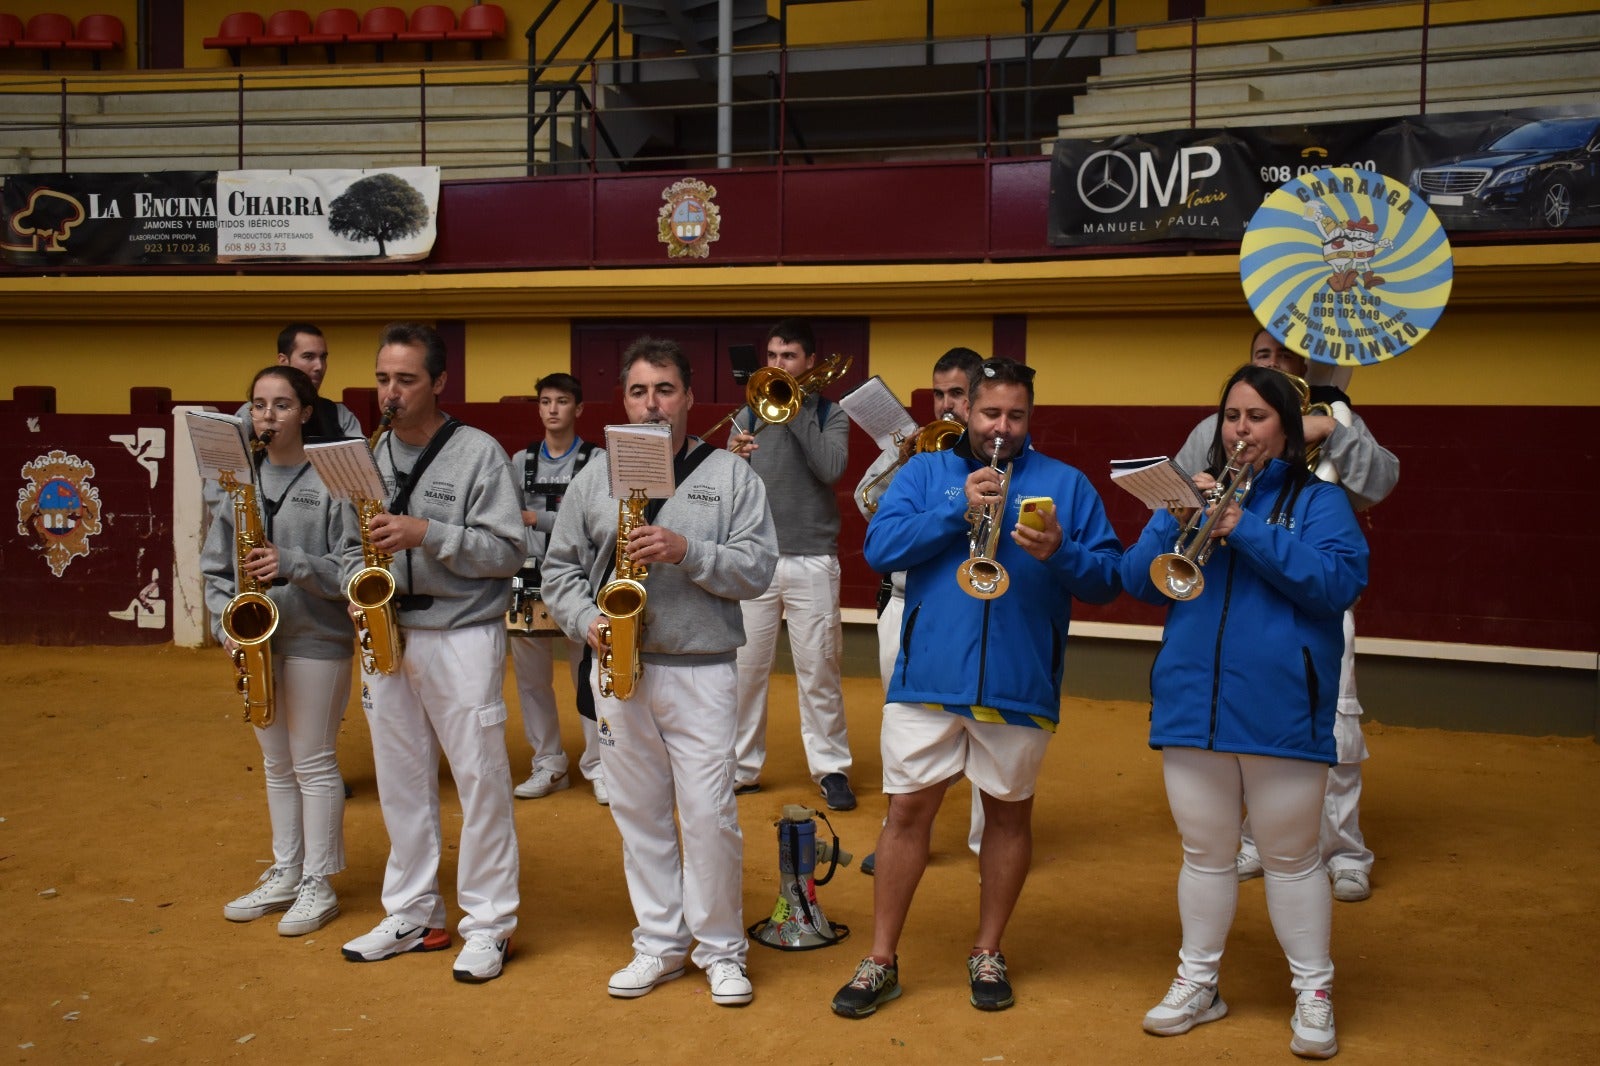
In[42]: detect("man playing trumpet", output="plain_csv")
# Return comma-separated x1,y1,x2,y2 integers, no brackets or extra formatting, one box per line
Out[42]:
831,357,1122,1018
542,336,778,1007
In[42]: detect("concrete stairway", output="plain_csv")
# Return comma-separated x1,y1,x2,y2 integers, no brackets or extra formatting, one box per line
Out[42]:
1057,11,1600,139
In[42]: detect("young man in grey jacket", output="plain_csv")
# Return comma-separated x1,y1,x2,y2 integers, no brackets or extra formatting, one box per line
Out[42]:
543,336,778,1008
337,323,526,984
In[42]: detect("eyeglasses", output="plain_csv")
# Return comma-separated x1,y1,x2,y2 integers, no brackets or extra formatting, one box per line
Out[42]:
980,359,1035,382
251,400,301,414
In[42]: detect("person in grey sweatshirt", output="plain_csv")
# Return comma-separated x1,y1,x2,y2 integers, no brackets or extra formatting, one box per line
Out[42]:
202,365,354,938
335,323,525,986
727,317,856,812
543,336,778,1008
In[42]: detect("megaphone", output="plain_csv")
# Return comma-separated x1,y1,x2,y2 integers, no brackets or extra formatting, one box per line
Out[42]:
748,804,852,950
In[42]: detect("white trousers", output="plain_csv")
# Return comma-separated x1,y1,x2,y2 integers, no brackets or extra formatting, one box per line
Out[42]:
1162,747,1333,992
362,622,519,940
1242,609,1373,874
734,554,850,785
876,589,983,855
593,659,745,969
257,654,350,878
509,633,601,781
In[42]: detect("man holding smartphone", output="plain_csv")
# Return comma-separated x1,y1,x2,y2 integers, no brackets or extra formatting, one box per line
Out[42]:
831,358,1123,1018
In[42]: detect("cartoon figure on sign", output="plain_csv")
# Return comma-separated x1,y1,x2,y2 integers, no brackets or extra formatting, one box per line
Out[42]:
16,449,102,577
1304,204,1391,292
109,567,167,630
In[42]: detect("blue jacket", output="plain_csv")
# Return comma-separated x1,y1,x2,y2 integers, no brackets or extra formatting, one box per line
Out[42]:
1120,459,1369,763
865,434,1122,729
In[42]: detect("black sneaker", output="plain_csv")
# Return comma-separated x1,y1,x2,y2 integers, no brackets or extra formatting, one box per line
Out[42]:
831,956,901,1018
859,851,876,876
968,950,1015,1011
819,772,857,811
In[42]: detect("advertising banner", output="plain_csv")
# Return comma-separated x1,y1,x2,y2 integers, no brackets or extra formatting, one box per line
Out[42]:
2,167,440,266
1049,105,1600,245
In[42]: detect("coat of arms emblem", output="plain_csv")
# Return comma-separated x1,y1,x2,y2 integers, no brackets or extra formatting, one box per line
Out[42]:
16,449,102,576
657,178,721,259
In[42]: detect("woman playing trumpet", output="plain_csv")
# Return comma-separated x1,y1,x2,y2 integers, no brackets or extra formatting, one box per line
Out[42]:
1119,364,1368,1058
201,366,355,936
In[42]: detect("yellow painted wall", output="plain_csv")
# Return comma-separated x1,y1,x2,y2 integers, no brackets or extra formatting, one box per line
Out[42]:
463,318,574,401
866,317,993,404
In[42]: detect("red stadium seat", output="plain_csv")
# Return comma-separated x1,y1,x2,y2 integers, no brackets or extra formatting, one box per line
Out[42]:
66,15,126,69
447,3,507,58
397,4,454,60
346,5,405,61
17,12,74,68
0,13,24,46
204,11,265,65
252,9,313,64
301,7,359,63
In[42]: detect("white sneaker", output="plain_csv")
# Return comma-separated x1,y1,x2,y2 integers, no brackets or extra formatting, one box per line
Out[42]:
1290,988,1338,1059
341,915,451,962
707,960,753,1006
593,778,610,806
514,767,570,799
607,952,685,999
277,875,339,936
452,932,511,983
1331,868,1371,902
223,864,301,922
1143,977,1228,1036
1236,850,1263,881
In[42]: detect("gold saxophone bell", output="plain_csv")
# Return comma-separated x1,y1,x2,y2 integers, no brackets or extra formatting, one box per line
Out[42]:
218,469,279,727
1149,440,1256,601
859,413,964,515
703,353,853,442
956,436,1012,600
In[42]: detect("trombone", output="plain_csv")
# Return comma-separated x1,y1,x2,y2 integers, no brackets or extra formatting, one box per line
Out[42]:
1148,440,1256,601
956,436,1012,600
703,352,852,442
857,414,964,515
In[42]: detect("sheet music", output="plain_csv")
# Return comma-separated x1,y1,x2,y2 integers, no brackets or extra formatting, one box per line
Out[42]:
839,376,919,453
185,412,252,482
305,439,386,500
605,423,676,499
1110,456,1205,511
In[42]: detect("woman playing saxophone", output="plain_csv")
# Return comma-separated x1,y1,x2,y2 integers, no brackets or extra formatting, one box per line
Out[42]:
200,365,355,938
1118,364,1369,1057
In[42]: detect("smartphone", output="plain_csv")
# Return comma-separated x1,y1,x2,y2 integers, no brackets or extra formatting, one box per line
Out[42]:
1018,496,1055,531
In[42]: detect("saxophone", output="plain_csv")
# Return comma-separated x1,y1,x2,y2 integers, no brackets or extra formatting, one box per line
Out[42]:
595,489,648,699
347,405,402,675
218,461,279,728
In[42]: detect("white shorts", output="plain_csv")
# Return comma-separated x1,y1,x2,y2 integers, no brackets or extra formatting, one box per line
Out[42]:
880,702,1051,802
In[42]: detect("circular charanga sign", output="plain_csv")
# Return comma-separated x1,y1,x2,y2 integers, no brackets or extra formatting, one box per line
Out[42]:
1241,167,1452,365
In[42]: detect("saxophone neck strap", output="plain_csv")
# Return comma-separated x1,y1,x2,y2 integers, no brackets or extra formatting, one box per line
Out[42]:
388,417,462,516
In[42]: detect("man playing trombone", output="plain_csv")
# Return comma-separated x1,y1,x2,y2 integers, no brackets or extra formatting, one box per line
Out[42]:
831,358,1122,1018
728,318,856,810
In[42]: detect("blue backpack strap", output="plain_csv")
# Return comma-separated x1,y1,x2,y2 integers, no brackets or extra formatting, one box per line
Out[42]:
816,396,834,429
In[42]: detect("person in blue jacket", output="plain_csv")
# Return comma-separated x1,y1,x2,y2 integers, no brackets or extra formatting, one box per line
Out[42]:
831,358,1122,1019
1121,364,1368,1060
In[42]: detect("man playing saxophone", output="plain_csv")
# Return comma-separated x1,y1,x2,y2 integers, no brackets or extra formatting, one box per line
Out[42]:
831,358,1123,1019
337,323,525,985
542,336,778,1008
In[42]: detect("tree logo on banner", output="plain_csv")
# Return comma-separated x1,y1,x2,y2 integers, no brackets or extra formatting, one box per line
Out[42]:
1241,167,1453,366
16,450,103,577
657,178,721,259
1,187,87,254
327,173,429,257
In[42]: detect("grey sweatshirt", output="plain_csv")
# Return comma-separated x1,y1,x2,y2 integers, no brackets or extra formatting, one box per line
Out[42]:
340,421,525,631
201,460,354,660
542,441,778,665
733,393,848,555
508,437,602,562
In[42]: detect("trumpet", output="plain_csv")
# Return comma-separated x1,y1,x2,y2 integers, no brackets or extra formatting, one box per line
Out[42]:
857,414,964,515
1149,440,1256,601
703,352,852,442
347,404,402,674
956,436,1012,600
596,489,649,699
